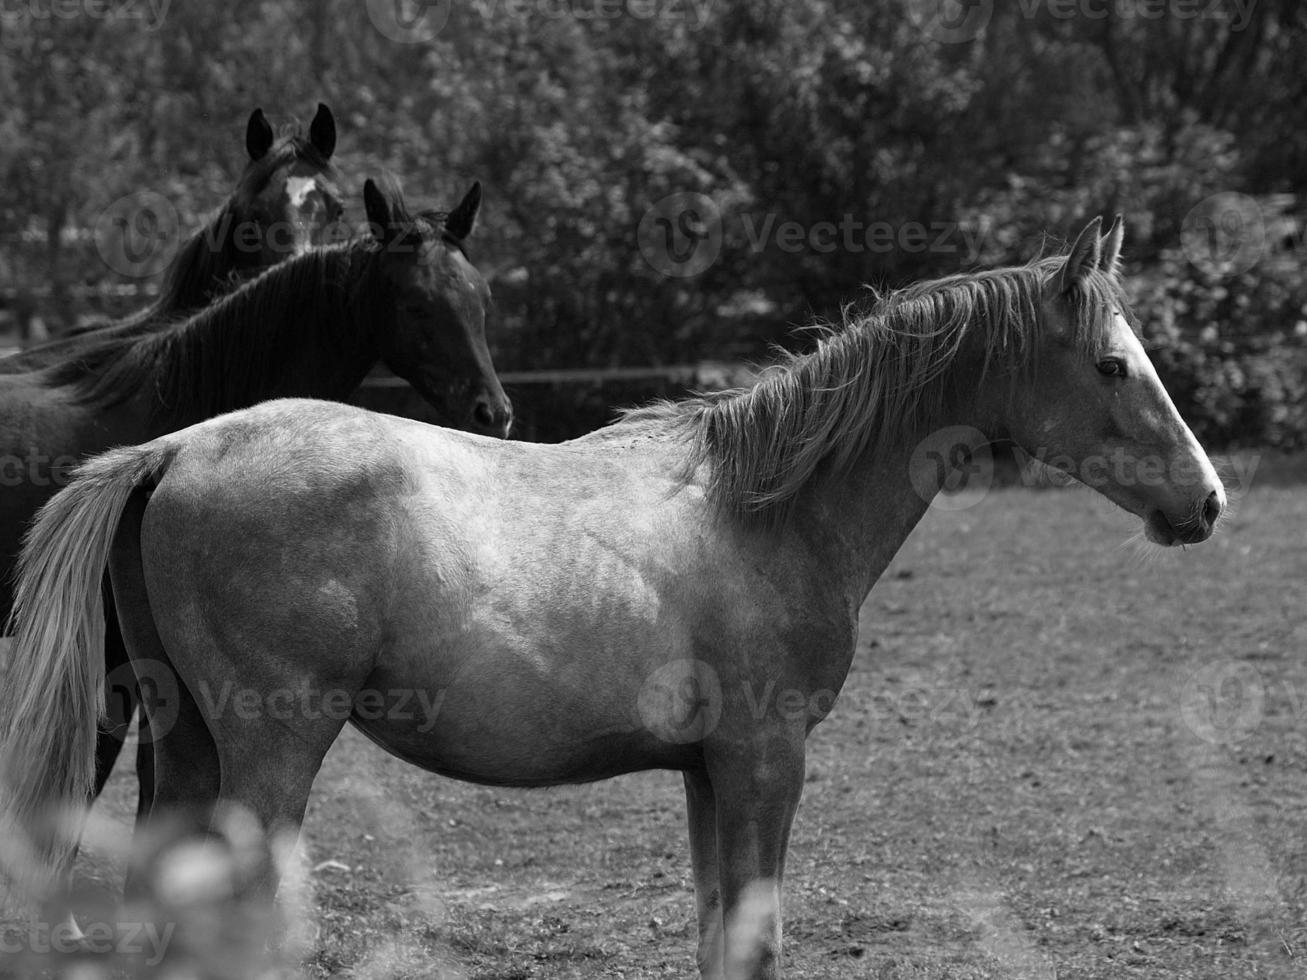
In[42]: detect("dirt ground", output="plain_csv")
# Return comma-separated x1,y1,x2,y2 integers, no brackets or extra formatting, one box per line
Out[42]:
11,476,1307,979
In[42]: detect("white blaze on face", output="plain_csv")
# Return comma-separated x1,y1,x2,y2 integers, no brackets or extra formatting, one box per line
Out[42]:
1107,310,1226,508
1108,310,1162,386
282,175,326,254
285,175,320,211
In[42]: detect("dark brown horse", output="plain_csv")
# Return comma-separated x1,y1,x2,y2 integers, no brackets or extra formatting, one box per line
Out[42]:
0,178,511,834
0,103,341,374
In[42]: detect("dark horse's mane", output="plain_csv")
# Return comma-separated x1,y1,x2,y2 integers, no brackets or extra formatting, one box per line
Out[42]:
43,239,372,429
43,198,452,429
617,257,1130,525
2,136,338,373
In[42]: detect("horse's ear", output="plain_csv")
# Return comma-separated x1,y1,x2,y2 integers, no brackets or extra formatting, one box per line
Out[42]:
445,181,482,242
309,103,336,159
1099,213,1125,277
363,179,393,242
246,108,274,161
1060,216,1104,293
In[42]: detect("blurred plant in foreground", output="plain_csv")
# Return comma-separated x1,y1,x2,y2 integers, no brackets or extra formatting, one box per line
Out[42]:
2,804,310,980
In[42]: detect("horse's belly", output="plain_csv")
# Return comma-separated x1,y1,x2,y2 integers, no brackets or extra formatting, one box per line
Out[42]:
358,504,707,784
347,664,696,785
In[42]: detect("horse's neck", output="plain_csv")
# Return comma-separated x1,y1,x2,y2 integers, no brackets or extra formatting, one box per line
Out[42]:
796,441,939,605
144,341,376,439
226,298,377,406
145,257,380,434
290,256,386,397
796,353,997,605
260,331,377,406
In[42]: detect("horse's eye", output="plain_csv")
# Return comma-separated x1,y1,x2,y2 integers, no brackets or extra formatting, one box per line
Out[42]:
1096,357,1127,378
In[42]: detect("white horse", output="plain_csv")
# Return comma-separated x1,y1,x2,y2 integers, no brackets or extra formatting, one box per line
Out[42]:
1,217,1224,979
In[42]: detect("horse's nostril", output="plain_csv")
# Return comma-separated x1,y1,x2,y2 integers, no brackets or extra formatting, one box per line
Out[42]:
1202,489,1222,529
473,401,495,429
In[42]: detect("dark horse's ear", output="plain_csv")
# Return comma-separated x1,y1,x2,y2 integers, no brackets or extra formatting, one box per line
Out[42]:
246,108,274,161
445,181,482,242
364,179,395,243
1060,216,1103,294
309,103,336,159
1099,213,1125,278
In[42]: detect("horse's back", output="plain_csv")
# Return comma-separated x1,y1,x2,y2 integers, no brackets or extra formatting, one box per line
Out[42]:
142,399,427,539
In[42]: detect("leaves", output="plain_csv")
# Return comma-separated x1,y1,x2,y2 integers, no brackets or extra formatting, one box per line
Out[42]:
1,0,1304,444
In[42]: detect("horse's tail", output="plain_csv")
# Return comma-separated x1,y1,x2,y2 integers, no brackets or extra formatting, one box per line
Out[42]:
0,440,177,894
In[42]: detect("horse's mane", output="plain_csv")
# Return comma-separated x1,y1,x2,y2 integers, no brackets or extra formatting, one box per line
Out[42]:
41,238,375,428
0,135,339,375
618,257,1129,525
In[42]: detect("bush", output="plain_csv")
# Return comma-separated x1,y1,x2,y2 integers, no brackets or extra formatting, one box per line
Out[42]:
1133,196,1307,450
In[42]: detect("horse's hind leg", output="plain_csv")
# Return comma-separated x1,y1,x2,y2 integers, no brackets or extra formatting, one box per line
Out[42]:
133,709,156,822
108,490,222,878
94,586,135,799
210,708,345,903
95,593,157,823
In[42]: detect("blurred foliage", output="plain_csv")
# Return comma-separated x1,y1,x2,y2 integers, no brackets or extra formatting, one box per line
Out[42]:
0,0,1304,445
1,804,304,979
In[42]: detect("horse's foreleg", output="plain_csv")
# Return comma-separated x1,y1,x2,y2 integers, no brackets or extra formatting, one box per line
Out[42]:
706,738,805,980
684,768,725,980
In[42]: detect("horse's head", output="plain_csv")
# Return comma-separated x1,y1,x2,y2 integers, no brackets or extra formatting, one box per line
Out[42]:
231,103,343,267
361,177,513,439
1002,216,1225,545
